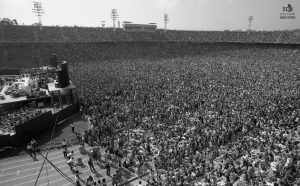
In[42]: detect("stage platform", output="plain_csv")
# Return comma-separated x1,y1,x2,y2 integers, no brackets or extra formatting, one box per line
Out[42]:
0,85,50,104
0,86,52,113
47,81,76,92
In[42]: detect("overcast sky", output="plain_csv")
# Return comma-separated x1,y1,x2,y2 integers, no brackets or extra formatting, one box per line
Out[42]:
0,0,299,31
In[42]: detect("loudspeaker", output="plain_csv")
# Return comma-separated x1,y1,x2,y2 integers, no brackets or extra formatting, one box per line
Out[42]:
56,69,68,88
61,61,69,86
56,70,62,88
52,54,57,68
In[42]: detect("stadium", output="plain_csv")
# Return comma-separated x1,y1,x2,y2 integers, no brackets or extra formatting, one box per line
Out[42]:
0,0,300,186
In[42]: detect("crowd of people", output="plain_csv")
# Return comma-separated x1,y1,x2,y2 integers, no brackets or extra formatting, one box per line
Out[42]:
2,25,300,44
0,108,46,133
67,44,300,186
1,27,300,185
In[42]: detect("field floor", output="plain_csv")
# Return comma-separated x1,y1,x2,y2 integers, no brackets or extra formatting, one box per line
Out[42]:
0,113,151,186
0,144,143,186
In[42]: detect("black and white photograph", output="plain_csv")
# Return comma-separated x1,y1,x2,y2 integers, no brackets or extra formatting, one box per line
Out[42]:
0,0,300,185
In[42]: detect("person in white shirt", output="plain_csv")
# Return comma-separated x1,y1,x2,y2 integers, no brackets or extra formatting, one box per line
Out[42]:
67,157,74,170
67,151,74,159
62,139,67,149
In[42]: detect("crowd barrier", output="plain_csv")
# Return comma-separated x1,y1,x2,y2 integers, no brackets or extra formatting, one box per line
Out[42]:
0,102,79,148
43,137,79,150
0,134,11,148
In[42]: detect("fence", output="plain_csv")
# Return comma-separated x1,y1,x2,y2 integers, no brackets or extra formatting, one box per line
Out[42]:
43,137,79,150
0,102,79,148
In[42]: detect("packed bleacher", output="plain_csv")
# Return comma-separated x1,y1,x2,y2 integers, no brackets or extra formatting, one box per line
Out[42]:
1,25,300,44
64,43,300,186
1,25,299,70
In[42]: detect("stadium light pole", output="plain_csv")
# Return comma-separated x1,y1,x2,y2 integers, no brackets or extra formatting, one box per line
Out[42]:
164,14,170,33
248,16,253,31
111,9,119,32
101,21,106,28
32,1,45,31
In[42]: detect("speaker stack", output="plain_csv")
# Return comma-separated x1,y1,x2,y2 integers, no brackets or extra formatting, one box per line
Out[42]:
56,61,70,88
61,61,69,86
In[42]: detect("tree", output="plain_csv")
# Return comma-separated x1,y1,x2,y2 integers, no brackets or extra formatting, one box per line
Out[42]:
0,18,18,25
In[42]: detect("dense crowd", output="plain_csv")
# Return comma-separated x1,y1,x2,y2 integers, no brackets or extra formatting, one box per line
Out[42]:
0,108,45,133
35,42,299,69
1,25,300,44
68,44,300,186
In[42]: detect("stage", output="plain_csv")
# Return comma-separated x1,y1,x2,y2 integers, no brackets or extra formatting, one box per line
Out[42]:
47,81,76,92
0,85,50,104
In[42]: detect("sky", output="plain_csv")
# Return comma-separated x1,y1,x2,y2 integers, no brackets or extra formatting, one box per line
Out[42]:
0,0,299,31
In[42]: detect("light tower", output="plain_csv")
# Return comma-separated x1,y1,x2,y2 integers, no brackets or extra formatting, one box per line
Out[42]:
32,1,45,31
248,16,253,31
111,9,119,32
101,21,106,28
164,14,170,33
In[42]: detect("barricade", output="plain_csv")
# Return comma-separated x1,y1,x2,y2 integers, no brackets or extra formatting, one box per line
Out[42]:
42,137,79,150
